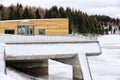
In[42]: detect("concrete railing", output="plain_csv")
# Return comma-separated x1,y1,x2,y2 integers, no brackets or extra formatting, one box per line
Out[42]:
0,34,97,43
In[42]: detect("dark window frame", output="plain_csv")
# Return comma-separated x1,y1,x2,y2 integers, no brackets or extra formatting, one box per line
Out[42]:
18,25,34,35
5,29,15,34
39,29,45,35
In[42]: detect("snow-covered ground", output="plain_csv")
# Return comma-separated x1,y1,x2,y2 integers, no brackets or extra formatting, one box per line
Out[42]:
88,35,120,80
0,35,120,80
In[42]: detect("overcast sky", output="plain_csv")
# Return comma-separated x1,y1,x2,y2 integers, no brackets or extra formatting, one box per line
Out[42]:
0,0,120,18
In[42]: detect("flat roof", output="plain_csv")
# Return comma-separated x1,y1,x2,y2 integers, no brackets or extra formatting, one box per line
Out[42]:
0,18,68,23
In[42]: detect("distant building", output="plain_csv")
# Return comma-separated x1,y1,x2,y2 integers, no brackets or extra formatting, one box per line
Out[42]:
0,18,69,36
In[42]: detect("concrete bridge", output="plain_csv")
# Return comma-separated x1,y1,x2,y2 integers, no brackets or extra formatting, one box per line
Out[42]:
0,37,101,80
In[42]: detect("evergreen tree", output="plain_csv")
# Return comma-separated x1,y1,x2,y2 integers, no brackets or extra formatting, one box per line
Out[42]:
119,25,120,31
66,7,72,18
35,9,41,19
45,6,60,18
0,5,3,20
109,25,112,31
22,7,29,19
16,3,23,19
8,5,16,20
59,7,66,18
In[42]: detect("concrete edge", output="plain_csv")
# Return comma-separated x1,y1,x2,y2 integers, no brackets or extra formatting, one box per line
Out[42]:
6,54,77,61
6,41,99,44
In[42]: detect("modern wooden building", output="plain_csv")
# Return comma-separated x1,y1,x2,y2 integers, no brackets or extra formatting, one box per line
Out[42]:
0,18,69,36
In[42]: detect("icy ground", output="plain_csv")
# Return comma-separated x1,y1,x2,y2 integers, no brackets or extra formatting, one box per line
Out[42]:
88,35,120,80
0,35,120,80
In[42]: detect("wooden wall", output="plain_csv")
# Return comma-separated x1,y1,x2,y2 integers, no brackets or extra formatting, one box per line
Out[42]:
0,22,18,34
0,19,69,36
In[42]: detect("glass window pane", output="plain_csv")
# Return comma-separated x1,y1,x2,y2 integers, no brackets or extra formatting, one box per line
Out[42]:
18,25,34,35
18,26,21,34
39,29,45,35
21,26,26,35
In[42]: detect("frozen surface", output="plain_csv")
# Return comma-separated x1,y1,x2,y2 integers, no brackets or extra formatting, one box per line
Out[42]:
98,35,120,45
88,35,120,80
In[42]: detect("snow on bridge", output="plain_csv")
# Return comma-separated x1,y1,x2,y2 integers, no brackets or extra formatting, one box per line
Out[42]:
0,35,101,80
0,34,97,43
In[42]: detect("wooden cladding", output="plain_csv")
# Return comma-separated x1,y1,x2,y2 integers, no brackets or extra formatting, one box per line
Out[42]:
0,19,69,36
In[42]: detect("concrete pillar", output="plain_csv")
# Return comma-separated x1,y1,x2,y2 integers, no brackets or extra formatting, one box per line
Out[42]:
54,55,83,80
78,53,92,80
36,59,48,77
0,43,6,74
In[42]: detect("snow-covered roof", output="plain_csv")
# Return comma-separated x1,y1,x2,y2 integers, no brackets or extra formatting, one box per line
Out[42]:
0,18,68,23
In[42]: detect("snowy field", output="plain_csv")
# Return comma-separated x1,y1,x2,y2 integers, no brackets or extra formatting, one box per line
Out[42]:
88,35,120,80
0,35,120,80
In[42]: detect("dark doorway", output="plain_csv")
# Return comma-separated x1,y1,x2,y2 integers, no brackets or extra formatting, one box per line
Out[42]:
5,30,15,34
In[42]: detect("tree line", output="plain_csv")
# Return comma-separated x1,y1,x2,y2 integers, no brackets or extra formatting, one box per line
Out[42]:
0,4,119,34
0,3,45,20
45,6,102,34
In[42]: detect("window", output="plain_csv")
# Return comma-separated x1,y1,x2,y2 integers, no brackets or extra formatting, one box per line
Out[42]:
39,29,45,35
18,26,34,35
5,30,15,34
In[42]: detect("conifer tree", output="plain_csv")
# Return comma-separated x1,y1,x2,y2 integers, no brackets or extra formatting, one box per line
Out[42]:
8,5,16,20
22,7,29,19
59,7,66,18
35,9,41,19
16,3,23,19
0,5,4,20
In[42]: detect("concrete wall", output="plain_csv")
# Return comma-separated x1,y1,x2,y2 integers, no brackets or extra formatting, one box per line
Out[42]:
54,56,83,80
0,43,6,74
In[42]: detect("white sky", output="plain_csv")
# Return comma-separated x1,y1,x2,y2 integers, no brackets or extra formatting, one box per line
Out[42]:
0,0,120,18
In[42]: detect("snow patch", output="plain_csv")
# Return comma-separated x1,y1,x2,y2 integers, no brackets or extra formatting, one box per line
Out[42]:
49,59,72,80
98,35,120,45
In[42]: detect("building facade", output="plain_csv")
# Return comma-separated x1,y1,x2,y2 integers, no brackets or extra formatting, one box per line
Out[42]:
0,18,69,36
